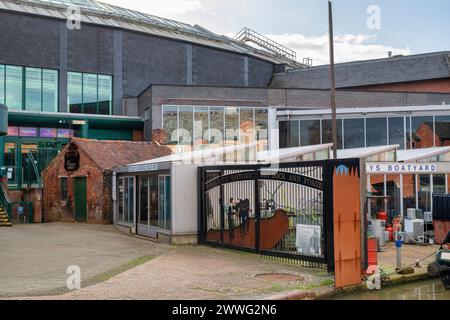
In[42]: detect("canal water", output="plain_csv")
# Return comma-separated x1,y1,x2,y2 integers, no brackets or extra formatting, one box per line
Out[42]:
333,279,450,300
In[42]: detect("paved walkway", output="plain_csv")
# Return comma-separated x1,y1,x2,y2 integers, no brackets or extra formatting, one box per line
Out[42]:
15,246,333,300
0,223,170,297
0,223,333,300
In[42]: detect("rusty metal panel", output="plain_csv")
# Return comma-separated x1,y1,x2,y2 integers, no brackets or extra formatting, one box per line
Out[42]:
333,165,362,288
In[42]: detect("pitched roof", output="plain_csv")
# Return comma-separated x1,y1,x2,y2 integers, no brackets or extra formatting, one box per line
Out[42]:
68,138,172,171
1,0,301,67
270,51,450,89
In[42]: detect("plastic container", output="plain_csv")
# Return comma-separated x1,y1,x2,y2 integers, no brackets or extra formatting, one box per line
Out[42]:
366,238,378,275
377,210,388,222
386,227,394,241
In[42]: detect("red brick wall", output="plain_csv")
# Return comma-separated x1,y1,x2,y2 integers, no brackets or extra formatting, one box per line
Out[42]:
353,78,450,93
5,189,42,223
42,148,111,224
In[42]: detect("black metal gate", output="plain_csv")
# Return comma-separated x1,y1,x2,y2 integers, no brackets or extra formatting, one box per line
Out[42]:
198,161,339,272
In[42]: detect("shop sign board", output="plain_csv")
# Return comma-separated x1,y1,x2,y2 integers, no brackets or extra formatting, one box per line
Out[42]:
366,162,450,174
64,143,80,171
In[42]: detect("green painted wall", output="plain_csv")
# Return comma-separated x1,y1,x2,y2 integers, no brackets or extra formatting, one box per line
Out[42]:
88,129,133,141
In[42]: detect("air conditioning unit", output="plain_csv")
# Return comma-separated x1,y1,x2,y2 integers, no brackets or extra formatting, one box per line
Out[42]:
405,219,424,238
424,212,433,223
407,208,416,220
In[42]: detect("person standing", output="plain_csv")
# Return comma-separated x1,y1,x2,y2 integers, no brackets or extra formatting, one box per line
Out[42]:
228,198,236,239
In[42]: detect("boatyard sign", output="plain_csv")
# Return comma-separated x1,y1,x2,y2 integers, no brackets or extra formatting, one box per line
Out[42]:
366,162,450,174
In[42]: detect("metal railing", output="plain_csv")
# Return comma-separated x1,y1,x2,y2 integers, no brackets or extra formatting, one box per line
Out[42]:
23,152,43,188
0,183,12,222
234,27,297,61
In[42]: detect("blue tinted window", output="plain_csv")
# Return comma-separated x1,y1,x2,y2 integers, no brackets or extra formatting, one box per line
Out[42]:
25,67,42,112
5,65,23,110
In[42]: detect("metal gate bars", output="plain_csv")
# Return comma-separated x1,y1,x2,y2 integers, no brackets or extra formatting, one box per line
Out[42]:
198,160,360,273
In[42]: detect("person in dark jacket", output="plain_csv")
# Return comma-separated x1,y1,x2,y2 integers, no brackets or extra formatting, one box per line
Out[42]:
239,199,250,236
228,198,236,239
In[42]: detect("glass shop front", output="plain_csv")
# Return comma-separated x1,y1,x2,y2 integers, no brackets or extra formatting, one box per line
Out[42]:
115,165,172,239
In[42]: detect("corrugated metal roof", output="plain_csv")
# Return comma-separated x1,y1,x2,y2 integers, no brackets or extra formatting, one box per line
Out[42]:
0,0,303,67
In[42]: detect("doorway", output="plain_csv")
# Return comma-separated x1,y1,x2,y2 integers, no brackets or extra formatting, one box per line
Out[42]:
73,177,87,222
137,174,171,237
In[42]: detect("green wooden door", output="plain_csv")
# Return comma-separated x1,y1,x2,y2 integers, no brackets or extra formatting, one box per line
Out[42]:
74,177,87,223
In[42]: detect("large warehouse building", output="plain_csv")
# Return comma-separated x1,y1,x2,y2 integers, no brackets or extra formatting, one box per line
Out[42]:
0,0,450,232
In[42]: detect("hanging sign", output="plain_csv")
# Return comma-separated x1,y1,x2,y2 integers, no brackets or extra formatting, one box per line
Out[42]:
366,162,450,174
64,143,80,171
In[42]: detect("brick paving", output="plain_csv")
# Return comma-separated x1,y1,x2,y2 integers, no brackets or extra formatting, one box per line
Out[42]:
0,223,170,297
0,223,333,300
3,224,443,300
13,246,333,300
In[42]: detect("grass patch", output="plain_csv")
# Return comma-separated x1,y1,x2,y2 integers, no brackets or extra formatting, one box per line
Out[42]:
82,255,155,288
320,278,334,286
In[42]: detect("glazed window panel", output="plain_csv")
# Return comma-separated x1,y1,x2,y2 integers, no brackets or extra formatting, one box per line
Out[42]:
68,72,83,113
25,67,42,112
388,117,405,150
344,118,365,149
300,120,320,146
149,176,159,228
117,177,135,225
193,107,209,149
5,65,23,111
68,72,112,115
3,142,17,184
255,108,268,152
410,116,433,149
159,175,171,231
118,178,124,222
209,107,224,147
406,117,412,149
225,107,239,162
240,108,255,160
83,73,98,115
225,107,239,142
435,116,450,147
178,106,193,145
42,69,58,113
322,119,343,149
98,75,112,115
289,120,300,148
366,118,387,147
162,106,178,144
433,175,446,194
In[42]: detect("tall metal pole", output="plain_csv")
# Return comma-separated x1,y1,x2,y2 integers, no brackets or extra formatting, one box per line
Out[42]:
328,1,337,159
